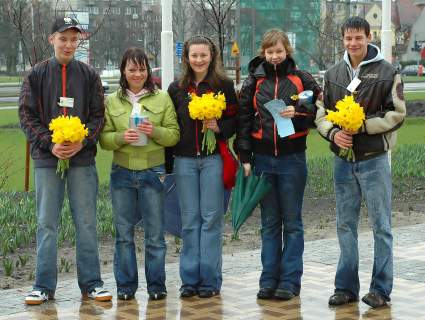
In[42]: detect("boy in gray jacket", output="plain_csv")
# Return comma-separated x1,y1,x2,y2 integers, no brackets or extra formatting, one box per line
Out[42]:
315,17,405,308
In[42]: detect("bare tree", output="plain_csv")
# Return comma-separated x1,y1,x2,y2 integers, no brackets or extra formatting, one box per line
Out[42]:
189,0,237,63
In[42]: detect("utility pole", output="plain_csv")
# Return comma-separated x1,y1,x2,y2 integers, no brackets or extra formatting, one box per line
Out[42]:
161,0,173,90
381,0,392,62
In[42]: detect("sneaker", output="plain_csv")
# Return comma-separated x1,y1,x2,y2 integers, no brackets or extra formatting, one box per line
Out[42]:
274,288,296,301
87,287,112,302
362,292,387,308
328,292,358,306
25,290,48,305
257,287,275,300
117,292,135,301
149,291,167,300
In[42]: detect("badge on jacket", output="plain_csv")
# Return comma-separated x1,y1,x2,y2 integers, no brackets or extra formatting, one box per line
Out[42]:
59,97,74,108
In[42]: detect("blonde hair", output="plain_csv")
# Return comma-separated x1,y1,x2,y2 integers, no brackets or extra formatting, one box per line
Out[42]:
259,28,294,57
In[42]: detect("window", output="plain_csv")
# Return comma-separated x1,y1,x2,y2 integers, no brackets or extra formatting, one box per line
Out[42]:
287,32,296,49
125,7,132,15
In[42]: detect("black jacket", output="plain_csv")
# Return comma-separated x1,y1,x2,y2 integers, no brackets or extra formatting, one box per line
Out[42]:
315,44,406,161
167,78,238,158
19,57,105,168
237,56,321,163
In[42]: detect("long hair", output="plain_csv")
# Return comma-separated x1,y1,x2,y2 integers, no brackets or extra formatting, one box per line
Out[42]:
119,47,155,97
179,35,229,90
258,28,294,58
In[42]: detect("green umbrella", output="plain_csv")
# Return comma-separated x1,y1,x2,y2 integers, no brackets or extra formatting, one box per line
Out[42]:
231,167,272,238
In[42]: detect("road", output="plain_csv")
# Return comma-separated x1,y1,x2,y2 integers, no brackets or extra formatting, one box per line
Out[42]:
0,82,424,110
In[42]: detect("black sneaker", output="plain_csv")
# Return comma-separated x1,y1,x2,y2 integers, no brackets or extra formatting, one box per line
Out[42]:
117,292,135,301
257,287,275,300
328,292,358,306
362,292,387,308
149,291,167,300
274,288,296,301
198,290,219,298
180,288,197,298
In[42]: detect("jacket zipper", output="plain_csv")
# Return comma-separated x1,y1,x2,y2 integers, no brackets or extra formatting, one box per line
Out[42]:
273,69,279,156
62,64,67,116
194,84,200,156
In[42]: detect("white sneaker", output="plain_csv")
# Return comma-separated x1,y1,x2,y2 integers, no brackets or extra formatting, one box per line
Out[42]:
87,287,112,302
25,290,48,305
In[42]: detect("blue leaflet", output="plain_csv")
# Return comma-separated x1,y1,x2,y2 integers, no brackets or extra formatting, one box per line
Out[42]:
263,99,295,138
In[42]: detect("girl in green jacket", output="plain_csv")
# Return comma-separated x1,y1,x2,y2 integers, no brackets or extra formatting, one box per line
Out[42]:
99,47,179,301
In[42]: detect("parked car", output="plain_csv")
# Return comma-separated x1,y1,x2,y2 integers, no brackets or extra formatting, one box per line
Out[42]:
151,67,181,89
400,64,424,76
101,80,109,92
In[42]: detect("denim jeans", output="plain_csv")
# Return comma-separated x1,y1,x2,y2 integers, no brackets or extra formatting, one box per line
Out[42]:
110,164,166,295
174,155,224,292
34,165,103,296
333,152,393,301
253,152,307,295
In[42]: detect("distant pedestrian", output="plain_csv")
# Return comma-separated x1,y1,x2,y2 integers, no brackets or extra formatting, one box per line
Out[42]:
19,16,112,305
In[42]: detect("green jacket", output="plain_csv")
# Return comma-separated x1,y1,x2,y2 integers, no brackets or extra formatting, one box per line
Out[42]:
99,89,180,170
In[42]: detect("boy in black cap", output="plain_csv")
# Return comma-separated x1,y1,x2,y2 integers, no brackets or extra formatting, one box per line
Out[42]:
19,16,112,305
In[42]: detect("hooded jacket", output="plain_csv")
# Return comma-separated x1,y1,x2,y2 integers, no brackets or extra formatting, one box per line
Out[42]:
19,57,105,168
237,56,322,163
315,44,406,161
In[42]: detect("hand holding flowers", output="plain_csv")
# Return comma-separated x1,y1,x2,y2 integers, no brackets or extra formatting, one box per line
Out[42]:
188,92,226,154
49,115,88,178
326,95,365,161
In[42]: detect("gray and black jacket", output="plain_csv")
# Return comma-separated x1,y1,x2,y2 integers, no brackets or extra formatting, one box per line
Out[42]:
315,44,406,161
19,57,105,168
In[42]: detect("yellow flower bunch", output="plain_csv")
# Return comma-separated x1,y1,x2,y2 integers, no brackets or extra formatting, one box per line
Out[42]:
290,94,299,101
188,92,226,154
188,92,226,120
326,95,365,161
49,115,88,178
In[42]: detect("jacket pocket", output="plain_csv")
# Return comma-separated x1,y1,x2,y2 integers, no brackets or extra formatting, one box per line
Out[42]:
141,104,164,126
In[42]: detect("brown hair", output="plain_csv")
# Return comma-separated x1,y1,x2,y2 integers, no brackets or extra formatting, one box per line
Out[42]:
259,28,294,57
119,47,155,96
179,35,229,90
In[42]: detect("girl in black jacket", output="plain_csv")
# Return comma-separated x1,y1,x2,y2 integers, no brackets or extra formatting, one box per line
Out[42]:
167,36,237,298
236,29,321,301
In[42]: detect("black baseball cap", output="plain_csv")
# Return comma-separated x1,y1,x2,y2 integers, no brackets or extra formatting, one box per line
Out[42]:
51,16,82,34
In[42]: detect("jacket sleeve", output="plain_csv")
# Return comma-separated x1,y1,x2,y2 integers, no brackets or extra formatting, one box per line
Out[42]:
84,72,105,147
361,73,406,135
150,93,180,147
217,79,238,140
236,75,256,164
18,71,54,151
315,73,340,142
99,96,126,151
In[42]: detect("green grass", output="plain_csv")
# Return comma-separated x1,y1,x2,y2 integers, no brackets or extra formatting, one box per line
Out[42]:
403,76,425,83
0,76,22,83
0,109,19,126
405,91,425,101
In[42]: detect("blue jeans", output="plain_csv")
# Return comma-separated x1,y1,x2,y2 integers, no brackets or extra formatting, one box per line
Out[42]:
174,155,224,292
333,152,393,301
110,164,166,295
34,165,103,296
253,152,307,295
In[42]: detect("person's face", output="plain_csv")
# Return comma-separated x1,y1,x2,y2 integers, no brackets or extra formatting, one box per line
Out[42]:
124,60,147,92
49,29,79,65
188,44,212,78
264,40,287,65
343,28,371,62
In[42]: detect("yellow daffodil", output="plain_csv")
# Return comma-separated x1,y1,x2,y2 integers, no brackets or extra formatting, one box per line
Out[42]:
326,95,365,161
49,115,89,178
188,92,226,154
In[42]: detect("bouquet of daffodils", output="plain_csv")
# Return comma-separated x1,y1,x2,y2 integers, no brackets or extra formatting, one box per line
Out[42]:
188,92,226,154
49,115,88,178
326,95,365,161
